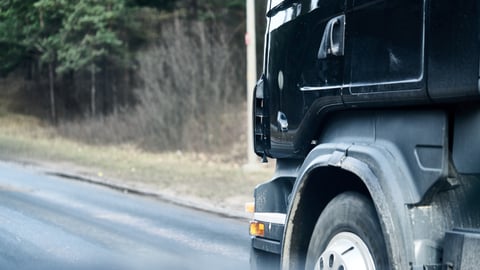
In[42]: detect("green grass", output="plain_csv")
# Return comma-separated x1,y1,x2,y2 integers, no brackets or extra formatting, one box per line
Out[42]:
0,114,274,211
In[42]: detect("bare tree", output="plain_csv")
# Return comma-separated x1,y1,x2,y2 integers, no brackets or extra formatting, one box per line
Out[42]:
133,19,245,151
57,19,246,153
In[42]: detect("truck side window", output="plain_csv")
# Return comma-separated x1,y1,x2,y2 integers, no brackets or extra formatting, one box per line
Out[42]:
348,0,423,85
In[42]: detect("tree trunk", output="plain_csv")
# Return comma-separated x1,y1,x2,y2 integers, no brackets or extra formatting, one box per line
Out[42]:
103,60,110,115
190,0,198,19
91,65,96,117
48,62,56,123
112,81,118,117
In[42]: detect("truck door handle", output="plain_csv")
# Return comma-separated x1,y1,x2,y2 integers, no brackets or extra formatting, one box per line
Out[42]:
318,15,345,59
267,0,300,17
277,111,289,132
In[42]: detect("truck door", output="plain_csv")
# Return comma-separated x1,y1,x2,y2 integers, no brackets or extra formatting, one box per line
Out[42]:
343,0,425,102
266,0,346,157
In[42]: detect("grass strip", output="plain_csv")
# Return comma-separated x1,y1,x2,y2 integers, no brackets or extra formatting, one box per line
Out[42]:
0,114,273,211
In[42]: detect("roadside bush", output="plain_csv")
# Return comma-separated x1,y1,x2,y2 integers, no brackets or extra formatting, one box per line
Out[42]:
57,19,247,155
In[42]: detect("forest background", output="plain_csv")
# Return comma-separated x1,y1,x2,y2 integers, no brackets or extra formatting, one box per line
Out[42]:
0,0,267,157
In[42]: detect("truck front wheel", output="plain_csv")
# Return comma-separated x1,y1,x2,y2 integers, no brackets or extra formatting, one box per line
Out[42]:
305,191,389,270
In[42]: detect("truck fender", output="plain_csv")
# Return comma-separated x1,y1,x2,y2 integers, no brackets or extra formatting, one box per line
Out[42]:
281,143,416,270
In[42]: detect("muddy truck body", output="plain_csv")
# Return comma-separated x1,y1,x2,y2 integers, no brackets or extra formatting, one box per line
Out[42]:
249,0,480,269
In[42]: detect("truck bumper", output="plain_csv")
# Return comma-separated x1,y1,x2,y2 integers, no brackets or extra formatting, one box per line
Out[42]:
249,213,285,254
251,237,281,254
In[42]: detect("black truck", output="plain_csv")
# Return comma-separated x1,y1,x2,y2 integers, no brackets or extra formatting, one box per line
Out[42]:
249,0,480,269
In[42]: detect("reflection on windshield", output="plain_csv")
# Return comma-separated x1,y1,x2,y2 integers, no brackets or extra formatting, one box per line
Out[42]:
268,2,302,32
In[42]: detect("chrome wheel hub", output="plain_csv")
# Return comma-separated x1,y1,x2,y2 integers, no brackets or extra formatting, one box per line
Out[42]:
314,232,376,270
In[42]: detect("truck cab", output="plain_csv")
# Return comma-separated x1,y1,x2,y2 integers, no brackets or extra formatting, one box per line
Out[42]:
250,0,480,269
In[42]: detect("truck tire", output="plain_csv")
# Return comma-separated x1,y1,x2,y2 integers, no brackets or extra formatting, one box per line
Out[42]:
305,191,389,270
250,247,280,270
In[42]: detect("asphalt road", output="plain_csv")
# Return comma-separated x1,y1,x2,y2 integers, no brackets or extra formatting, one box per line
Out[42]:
0,161,250,270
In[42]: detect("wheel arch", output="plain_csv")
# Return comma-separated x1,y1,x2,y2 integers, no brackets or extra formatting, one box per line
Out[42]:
281,145,414,270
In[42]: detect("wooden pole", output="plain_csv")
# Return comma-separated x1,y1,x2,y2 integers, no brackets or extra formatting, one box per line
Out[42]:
246,0,257,165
